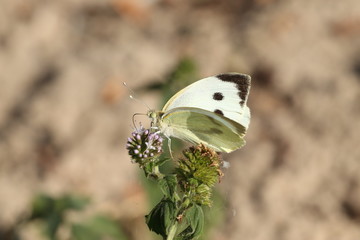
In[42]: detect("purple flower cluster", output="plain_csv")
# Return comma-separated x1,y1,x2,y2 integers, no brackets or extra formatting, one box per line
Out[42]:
126,127,163,164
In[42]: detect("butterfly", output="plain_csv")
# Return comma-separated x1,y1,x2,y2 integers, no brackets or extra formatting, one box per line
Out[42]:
148,73,251,153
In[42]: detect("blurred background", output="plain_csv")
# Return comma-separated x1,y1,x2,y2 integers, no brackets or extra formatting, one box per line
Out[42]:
1,0,360,239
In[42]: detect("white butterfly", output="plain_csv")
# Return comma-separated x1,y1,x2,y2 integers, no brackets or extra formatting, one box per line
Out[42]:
148,73,251,153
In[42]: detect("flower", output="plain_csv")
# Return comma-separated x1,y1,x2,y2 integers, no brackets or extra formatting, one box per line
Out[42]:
126,126,163,165
175,144,222,206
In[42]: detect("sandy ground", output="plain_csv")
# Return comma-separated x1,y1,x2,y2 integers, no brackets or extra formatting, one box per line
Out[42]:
1,0,360,239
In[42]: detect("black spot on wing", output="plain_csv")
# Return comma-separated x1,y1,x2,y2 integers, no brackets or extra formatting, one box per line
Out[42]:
213,92,224,101
217,73,251,102
214,109,224,116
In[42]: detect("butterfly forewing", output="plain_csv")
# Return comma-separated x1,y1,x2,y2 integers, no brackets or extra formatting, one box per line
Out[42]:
162,73,251,129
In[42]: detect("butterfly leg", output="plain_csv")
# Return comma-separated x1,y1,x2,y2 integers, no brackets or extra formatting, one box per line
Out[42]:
167,137,174,159
150,127,159,132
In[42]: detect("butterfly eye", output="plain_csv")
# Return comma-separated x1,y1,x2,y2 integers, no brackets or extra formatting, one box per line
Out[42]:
147,111,156,118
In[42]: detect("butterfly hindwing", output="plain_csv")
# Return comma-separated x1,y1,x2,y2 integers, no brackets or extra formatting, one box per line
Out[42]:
160,107,246,153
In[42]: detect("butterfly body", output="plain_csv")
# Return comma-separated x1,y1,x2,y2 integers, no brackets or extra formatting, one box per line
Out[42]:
148,73,251,153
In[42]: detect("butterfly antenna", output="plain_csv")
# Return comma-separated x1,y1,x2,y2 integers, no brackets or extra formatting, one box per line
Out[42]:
123,82,151,110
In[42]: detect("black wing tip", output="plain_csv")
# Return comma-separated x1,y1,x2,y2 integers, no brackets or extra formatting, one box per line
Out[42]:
216,73,251,102
216,73,251,84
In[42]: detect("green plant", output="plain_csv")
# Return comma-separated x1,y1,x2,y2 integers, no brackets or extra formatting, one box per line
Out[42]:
27,194,127,240
127,127,223,240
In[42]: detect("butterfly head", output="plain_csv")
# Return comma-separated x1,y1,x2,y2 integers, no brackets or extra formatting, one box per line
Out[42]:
147,110,164,128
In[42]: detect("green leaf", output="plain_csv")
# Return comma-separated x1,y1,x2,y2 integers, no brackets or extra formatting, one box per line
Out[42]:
29,193,89,240
176,205,204,240
156,156,171,167
145,199,177,238
44,214,62,240
72,224,100,240
72,216,127,240
159,175,178,200
31,194,89,219
31,194,54,219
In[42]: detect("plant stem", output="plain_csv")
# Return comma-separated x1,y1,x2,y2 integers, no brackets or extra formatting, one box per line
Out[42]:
166,222,178,240
153,165,164,179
